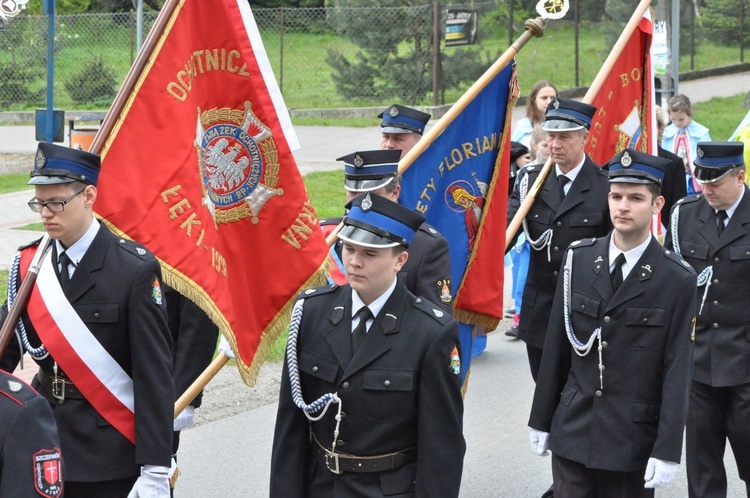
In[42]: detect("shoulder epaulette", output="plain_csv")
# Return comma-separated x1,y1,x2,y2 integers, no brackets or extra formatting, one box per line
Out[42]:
412,296,452,325
0,371,37,404
418,222,442,239
297,284,338,300
519,164,539,176
320,217,343,226
115,237,154,260
663,248,696,274
674,193,703,207
18,237,43,252
568,237,597,250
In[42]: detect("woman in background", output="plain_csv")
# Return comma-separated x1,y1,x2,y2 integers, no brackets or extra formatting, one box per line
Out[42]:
511,80,558,148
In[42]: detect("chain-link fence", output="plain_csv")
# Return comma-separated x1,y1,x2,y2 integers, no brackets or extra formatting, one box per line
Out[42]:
0,2,747,112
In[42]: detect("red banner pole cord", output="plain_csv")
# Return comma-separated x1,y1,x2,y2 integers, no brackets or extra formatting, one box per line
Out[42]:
0,235,53,358
505,0,653,251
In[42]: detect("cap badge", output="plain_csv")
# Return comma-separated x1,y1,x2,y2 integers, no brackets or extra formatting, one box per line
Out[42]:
553,98,560,110
353,153,364,168
697,147,704,158
361,192,373,211
621,150,632,167
389,106,399,117
35,149,46,169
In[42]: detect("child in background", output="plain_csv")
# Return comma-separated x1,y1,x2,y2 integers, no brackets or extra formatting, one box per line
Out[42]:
662,94,711,194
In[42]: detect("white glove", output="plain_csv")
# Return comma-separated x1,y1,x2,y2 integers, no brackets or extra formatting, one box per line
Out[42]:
218,334,235,359
173,405,195,431
643,457,679,488
127,465,170,498
529,429,550,456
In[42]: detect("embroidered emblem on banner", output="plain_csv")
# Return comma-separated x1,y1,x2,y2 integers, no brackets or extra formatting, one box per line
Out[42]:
449,345,461,376
195,102,284,224
33,448,63,498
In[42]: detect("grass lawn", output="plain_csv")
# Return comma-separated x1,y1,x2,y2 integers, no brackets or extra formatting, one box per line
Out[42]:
0,173,32,195
2,13,746,111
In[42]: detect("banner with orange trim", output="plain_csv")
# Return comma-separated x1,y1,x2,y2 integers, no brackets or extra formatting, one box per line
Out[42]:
94,0,329,385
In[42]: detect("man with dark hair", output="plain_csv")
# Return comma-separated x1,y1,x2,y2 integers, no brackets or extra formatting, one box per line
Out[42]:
0,143,174,497
664,141,750,497
271,192,465,497
530,149,697,497
507,97,612,381
320,149,453,314
378,103,431,157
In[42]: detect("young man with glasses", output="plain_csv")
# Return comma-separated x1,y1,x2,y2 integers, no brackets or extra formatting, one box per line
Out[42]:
0,143,174,497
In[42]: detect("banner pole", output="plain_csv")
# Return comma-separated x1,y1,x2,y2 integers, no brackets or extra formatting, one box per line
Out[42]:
175,353,230,418
504,0,653,251
399,16,546,175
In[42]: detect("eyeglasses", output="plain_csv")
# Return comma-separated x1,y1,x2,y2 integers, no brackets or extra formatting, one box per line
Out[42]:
28,188,87,213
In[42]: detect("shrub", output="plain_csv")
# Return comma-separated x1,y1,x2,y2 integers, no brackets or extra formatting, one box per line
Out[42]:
63,55,118,106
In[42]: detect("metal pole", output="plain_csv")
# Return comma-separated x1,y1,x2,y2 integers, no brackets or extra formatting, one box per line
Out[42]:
670,0,679,95
432,1,440,107
508,0,513,47
136,0,143,54
690,0,694,71
279,7,284,94
44,0,55,143
573,0,581,88
741,0,745,63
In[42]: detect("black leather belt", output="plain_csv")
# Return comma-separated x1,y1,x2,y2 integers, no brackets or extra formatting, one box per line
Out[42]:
38,369,85,403
313,434,416,474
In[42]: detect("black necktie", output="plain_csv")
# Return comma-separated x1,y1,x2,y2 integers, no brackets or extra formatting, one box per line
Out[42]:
352,306,373,353
557,175,570,200
716,210,728,237
610,253,626,293
59,251,73,289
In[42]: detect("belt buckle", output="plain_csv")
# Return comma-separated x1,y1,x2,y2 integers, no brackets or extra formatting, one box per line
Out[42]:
325,450,341,474
51,377,66,404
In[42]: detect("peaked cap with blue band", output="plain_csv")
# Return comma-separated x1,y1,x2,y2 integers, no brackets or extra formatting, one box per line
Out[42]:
30,142,101,186
542,97,596,132
339,192,424,248
378,104,431,135
608,149,670,186
337,149,401,193
694,141,745,184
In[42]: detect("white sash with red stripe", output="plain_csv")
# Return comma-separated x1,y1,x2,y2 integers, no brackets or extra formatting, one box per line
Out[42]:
22,247,136,443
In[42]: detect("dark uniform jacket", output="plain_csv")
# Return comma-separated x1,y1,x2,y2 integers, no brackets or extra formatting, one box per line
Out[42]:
270,281,465,497
0,224,174,482
664,189,750,387
322,218,454,314
0,370,63,498
165,285,218,410
529,235,696,472
658,145,689,227
507,157,611,348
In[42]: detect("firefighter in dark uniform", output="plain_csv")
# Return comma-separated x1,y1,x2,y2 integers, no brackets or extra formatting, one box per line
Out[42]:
507,97,611,381
0,143,174,497
530,149,697,497
0,369,64,497
663,141,750,497
321,149,454,314
271,192,465,497
378,103,431,156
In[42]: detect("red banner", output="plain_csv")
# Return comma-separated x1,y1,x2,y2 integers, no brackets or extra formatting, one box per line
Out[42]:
95,0,329,385
586,11,655,165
